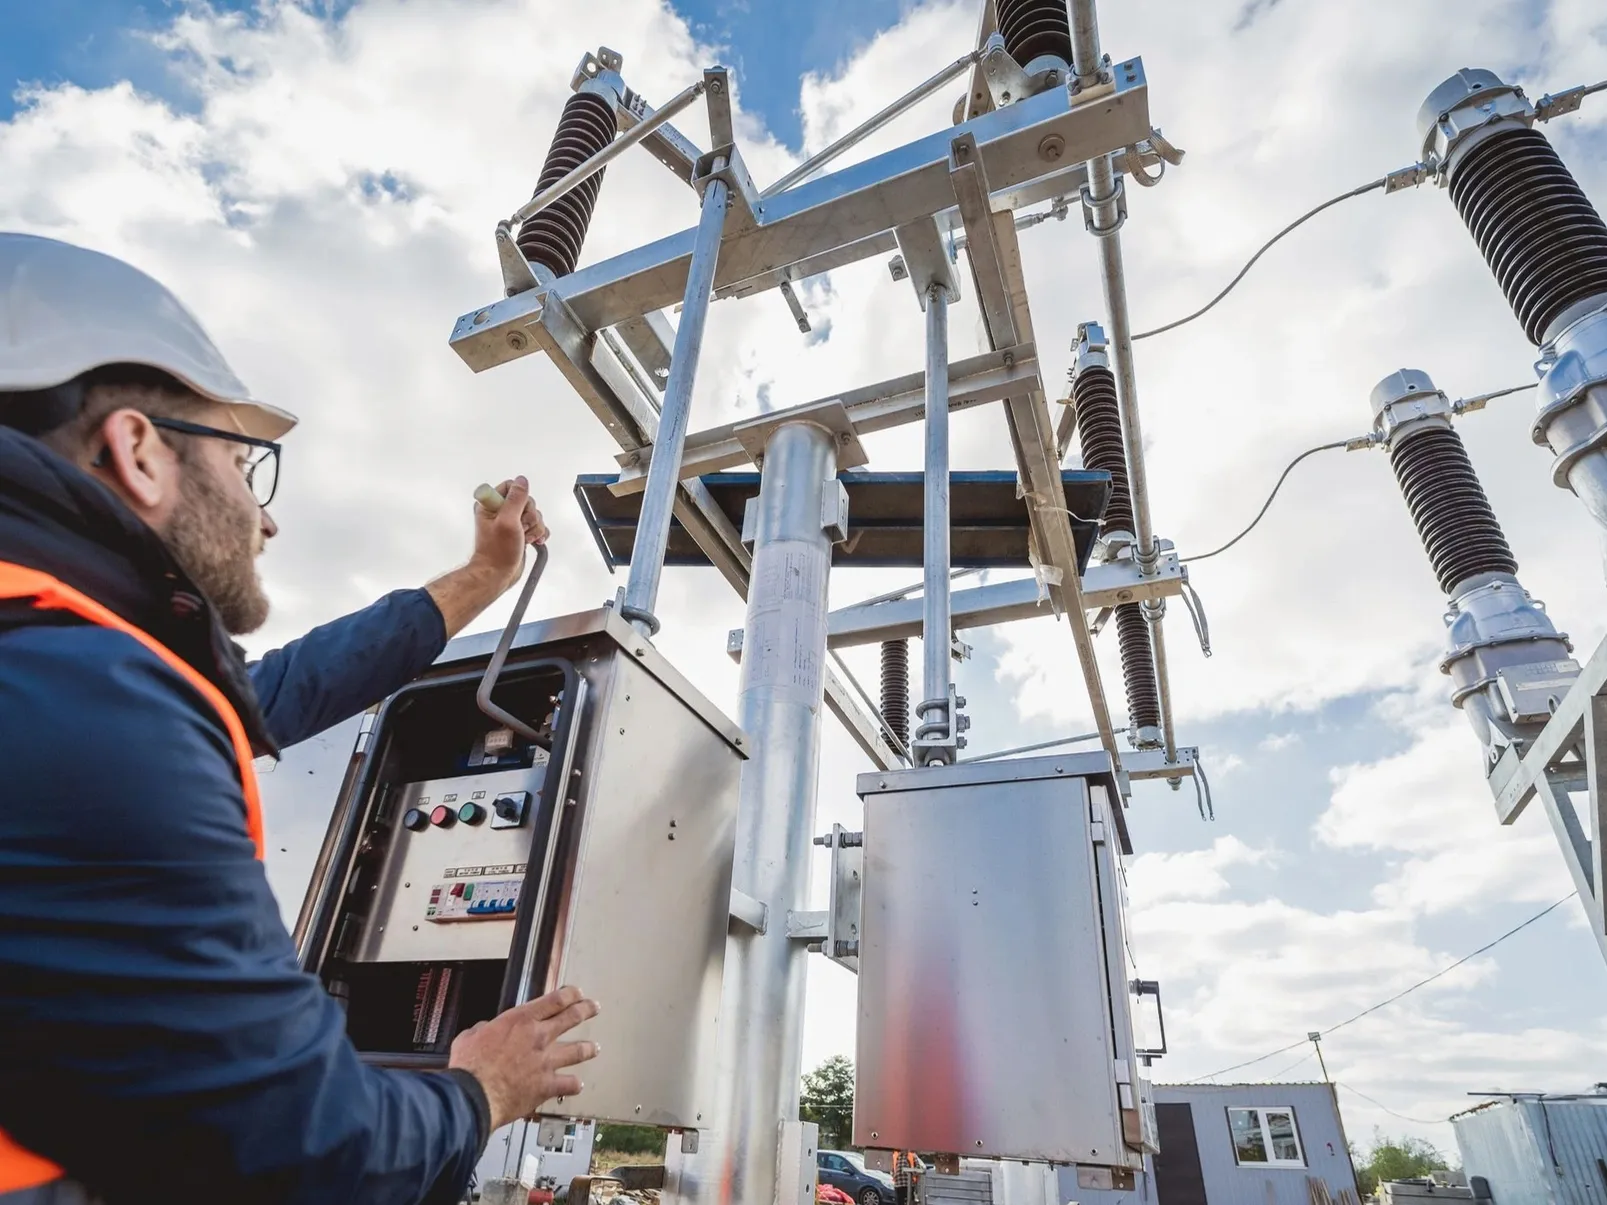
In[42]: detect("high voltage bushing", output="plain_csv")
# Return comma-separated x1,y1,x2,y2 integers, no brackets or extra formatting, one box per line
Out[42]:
516,90,618,279
879,638,910,750
996,0,1073,75
1369,370,1576,765
1419,68,1607,538
1073,322,1161,749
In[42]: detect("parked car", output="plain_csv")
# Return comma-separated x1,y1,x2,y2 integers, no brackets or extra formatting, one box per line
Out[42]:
817,1185,855,1205
817,1150,895,1205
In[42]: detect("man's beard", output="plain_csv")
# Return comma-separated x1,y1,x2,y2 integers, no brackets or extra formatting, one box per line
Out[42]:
164,462,271,635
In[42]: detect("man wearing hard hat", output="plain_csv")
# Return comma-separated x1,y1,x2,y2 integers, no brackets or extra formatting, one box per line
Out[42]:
0,233,599,1205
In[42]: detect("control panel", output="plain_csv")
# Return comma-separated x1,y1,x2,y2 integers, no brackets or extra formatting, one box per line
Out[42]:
354,761,548,966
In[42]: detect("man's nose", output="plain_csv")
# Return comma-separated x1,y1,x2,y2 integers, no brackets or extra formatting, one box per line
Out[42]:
261,509,279,540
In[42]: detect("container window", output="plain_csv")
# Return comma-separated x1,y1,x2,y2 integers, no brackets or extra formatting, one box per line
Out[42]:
1228,1107,1305,1167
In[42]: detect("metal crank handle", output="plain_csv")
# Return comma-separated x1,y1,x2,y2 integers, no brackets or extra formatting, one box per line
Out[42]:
474,483,551,743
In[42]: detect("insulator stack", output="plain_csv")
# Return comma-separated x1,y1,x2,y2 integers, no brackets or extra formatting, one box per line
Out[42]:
1071,359,1134,539
516,91,618,279
1389,426,1517,595
880,639,910,749
1446,127,1607,345
1073,324,1160,745
1114,605,1162,740
996,0,1073,68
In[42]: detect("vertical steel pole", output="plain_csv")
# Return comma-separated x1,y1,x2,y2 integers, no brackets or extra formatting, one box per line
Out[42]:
688,420,839,1205
1067,0,1179,765
919,287,953,764
621,166,731,635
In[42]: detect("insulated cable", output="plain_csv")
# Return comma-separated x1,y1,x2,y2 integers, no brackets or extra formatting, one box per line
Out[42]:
1185,892,1576,1083
1181,439,1353,564
1181,381,1539,566
1336,1083,1451,1127
1133,178,1389,341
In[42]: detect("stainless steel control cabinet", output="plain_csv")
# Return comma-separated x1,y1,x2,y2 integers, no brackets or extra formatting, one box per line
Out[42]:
287,607,745,1131
852,753,1152,1168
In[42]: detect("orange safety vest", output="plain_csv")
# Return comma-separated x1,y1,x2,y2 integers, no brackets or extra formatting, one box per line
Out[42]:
0,562,266,1193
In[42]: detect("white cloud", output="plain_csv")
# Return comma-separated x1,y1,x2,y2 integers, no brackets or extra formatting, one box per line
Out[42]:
1129,835,1272,908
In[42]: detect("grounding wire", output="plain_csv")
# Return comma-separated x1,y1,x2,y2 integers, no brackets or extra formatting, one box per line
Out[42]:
1133,178,1389,342
1186,892,1576,1083
1181,439,1353,564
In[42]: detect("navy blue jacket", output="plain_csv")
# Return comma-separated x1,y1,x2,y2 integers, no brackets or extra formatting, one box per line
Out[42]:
0,428,489,1205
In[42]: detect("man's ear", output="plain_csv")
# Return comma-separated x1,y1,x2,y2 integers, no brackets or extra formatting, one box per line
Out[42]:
92,409,179,517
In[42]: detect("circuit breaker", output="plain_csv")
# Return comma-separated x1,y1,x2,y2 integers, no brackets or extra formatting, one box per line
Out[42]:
286,606,745,1129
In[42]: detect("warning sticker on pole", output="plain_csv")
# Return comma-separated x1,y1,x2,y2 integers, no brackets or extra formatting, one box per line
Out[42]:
744,540,830,708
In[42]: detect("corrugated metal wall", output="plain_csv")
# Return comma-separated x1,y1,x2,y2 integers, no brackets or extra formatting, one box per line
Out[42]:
1453,1098,1607,1205
1061,1084,1359,1205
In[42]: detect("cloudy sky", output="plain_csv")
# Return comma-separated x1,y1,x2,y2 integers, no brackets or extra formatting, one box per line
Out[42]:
6,0,1607,1163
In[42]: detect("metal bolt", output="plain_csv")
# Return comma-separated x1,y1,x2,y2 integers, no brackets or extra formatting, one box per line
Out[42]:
1117,589,1133,602
872,1132,879,1140
1002,351,1015,368
636,1105,642,1113
412,925,419,931
1038,134,1065,162
506,330,528,351
473,310,490,326
619,728,626,735
977,1142,985,1148
404,882,410,888
709,78,724,95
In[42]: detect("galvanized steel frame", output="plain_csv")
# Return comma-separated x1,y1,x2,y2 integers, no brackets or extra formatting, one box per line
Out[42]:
1489,629,1607,962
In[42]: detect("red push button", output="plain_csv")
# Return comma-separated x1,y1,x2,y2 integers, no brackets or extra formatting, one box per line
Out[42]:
429,804,455,828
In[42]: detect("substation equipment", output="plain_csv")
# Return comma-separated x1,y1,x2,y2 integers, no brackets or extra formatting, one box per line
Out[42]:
1357,68,1607,964
255,6,1607,1205
274,1,1204,1202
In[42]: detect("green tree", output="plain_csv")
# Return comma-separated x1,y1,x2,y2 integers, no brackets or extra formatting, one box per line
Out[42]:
1353,1131,1451,1200
801,1055,856,1150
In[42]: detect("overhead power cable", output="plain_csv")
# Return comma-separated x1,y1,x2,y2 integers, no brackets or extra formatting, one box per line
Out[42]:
1186,893,1577,1083
1181,439,1353,564
1182,381,1539,566
1336,1083,1449,1127
1134,178,1389,341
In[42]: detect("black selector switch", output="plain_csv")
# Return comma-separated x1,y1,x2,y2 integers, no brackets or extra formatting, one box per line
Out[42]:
402,807,429,832
491,792,530,829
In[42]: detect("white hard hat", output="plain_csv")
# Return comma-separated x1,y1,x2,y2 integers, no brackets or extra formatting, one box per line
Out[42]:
0,232,297,440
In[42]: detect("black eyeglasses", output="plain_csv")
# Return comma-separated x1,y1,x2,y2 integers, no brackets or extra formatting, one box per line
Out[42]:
148,417,282,507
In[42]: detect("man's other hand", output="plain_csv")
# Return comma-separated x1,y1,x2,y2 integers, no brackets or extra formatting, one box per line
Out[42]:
449,985,599,1132
473,475,549,595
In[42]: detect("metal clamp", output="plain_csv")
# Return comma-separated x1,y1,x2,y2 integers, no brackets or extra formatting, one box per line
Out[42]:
1081,176,1127,235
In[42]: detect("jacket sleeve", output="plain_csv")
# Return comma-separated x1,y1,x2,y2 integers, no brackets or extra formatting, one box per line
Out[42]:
250,588,448,749
0,625,487,1205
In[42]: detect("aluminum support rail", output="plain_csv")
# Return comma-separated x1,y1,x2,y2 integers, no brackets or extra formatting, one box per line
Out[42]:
510,80,706,225
610,345,1038,493
727,558,1185,657
620,168,730,634
762,52,980,198
822,554,1184,647
947,129,1122,765
450,64,1149,367
918,287,955,765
